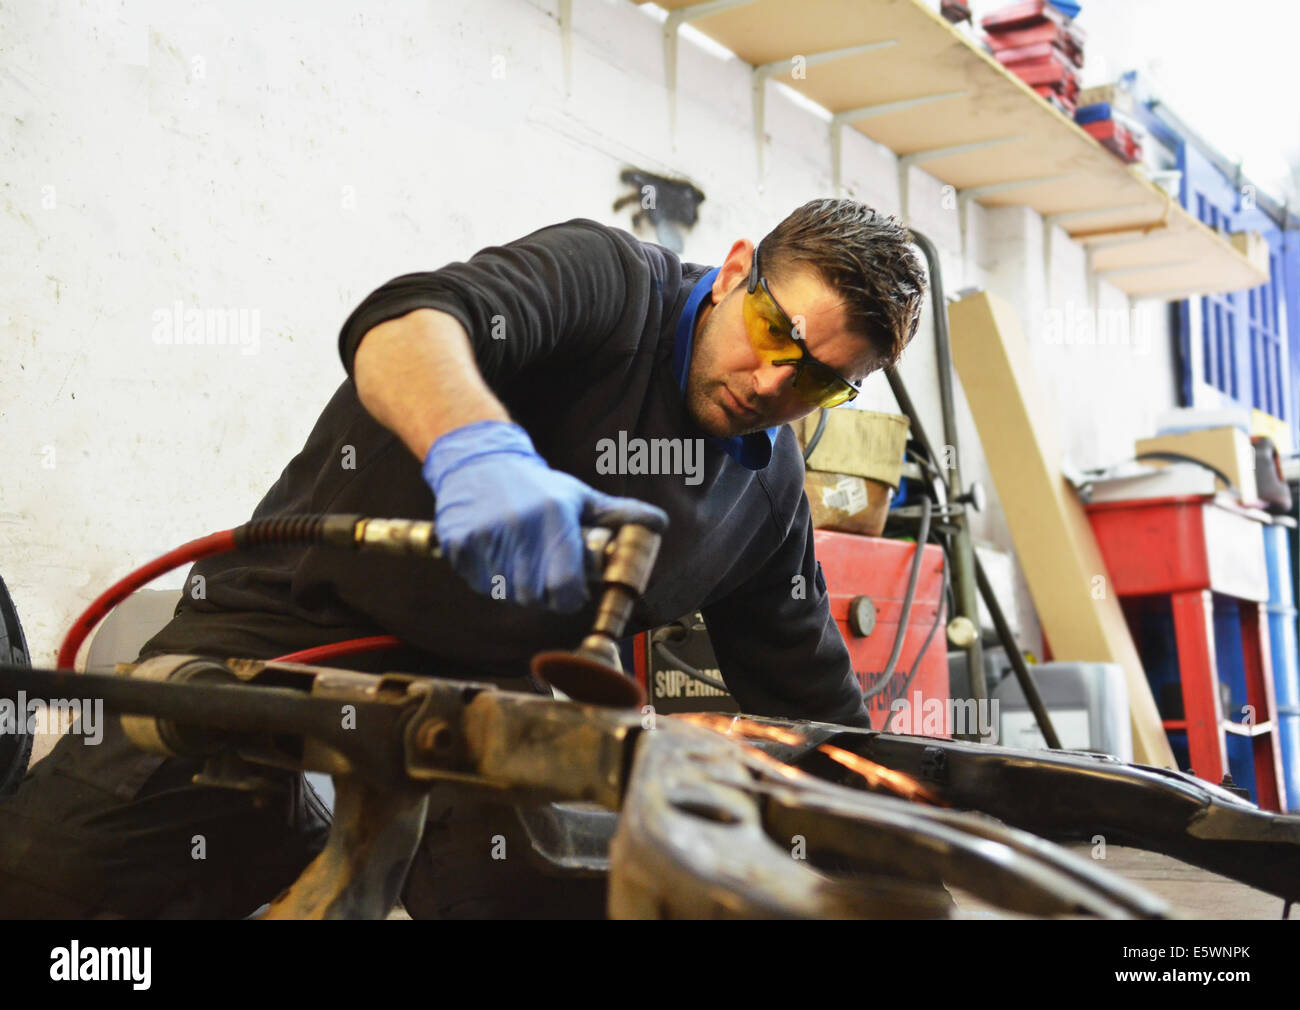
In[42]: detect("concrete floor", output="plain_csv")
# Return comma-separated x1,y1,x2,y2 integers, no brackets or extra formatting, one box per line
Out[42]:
384,843,1288,920
951,842,1289,919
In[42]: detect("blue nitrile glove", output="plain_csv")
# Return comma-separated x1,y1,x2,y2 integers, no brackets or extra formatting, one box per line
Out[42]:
422,420,668,612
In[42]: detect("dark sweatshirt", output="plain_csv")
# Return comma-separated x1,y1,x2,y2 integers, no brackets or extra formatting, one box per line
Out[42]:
142,218,871,728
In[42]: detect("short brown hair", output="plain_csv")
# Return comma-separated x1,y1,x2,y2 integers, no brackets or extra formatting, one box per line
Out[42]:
757,199,926,370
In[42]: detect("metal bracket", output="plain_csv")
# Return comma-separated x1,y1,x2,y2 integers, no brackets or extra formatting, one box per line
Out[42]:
898,136,1026,225
955,174,1075,264
830,90,965,195
662,0,758,146
750,39,898,185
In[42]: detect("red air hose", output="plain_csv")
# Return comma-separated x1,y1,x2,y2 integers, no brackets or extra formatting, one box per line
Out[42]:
58,514,416,670
57,530,237,669
272,636,402,664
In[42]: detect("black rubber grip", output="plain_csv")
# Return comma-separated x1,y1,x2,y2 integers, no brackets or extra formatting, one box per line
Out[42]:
235,514,362,549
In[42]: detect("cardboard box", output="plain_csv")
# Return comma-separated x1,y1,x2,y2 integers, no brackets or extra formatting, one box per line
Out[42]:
804,471,894,536
1076,82,1135,115
1135,426,1259,504
792,408,909,487
1252,408,1294,456
1229,231,1270,276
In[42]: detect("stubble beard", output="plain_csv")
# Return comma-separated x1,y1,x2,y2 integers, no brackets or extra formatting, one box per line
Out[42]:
685,316,751,439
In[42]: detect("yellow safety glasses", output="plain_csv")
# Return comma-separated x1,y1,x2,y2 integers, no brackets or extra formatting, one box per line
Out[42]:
742,250,861,409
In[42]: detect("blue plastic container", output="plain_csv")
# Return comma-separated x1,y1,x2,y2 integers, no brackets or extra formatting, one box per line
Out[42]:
1264,522,1299,811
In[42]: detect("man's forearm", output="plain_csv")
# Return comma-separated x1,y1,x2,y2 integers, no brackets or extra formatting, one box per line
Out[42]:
352,308,510,461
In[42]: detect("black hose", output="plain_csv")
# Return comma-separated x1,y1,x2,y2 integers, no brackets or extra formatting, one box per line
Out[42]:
803,408,830,463
651,640,730,692
1134,452,1237,496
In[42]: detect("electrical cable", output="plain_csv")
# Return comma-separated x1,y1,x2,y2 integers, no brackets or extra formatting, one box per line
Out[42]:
881,440,957,703
862,496,931,700
885,532,949,703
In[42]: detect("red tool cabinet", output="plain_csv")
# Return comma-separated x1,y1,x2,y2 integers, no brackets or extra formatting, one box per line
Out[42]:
1085,495,1286,811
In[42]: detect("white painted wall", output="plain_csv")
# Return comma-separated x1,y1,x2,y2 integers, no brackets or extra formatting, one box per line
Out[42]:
2,0,1184,726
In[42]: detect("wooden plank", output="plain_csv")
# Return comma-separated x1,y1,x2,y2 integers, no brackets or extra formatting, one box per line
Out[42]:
947,290,1176,768
650,0,1267,297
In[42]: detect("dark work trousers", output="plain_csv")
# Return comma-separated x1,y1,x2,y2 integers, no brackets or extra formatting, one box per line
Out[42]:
0,700,608,920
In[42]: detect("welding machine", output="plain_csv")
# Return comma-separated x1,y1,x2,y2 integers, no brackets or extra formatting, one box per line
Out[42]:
633,530,951,733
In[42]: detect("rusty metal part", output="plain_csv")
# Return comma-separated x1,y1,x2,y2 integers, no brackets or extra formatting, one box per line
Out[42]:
672,712,942,804
414,718,450,753
120,654,244,758
727,717,1300,903
673,712,806,746
816,743,944,805
460,691,641,810
514,803,615,874
6,657,1292,918
840,727,1300,902
607,717,1170,919
260,779,430,919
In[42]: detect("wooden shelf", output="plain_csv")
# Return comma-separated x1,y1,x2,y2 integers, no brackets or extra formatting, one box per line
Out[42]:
645,0,1269,298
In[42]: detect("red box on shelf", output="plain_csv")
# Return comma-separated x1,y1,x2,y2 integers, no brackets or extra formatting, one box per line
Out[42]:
1083,119,1142,162
981,0,1068,31
1034,85,1076,115
984,19,1084,51
1036,73,1079,98
1003,53,1078,89
994,40,1063,64
992,37,1084,69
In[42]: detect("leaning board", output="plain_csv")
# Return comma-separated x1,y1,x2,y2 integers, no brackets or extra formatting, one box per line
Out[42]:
948,290,1175,768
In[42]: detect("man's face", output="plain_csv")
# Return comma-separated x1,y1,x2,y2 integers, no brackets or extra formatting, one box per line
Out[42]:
685,240,880,439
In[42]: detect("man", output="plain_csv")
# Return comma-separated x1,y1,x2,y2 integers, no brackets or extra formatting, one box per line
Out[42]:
0,198,926,919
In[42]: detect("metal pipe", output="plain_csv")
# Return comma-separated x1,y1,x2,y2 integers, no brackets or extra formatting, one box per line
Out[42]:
897,229,986,713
